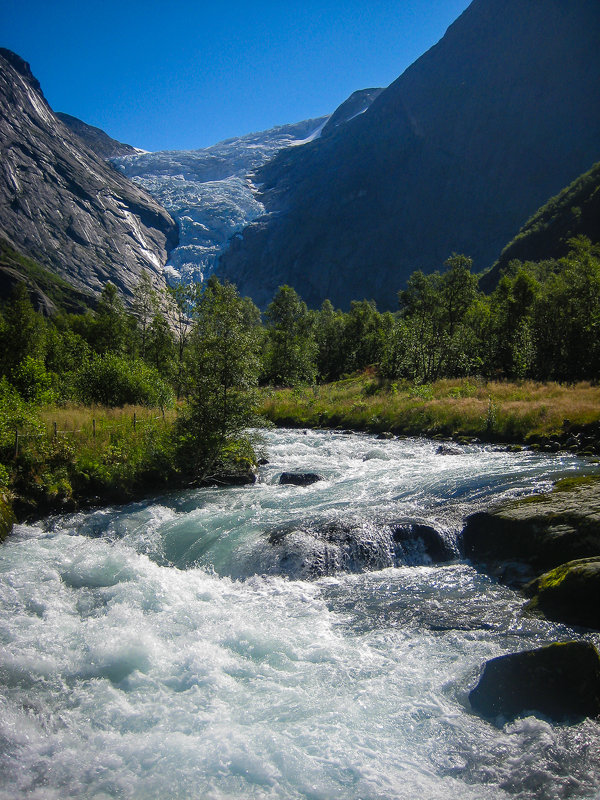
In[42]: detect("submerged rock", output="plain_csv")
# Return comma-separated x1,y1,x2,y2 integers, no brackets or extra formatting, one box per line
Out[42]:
436,444,463,455
525,558,600,629
265,518,453,578
279,472,323,486
390,523,455,563
469,641,600,722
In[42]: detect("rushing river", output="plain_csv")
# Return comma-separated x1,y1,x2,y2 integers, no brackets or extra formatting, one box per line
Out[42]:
1,429,600,800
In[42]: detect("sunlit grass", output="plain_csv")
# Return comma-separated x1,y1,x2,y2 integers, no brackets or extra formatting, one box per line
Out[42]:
259,377,600,441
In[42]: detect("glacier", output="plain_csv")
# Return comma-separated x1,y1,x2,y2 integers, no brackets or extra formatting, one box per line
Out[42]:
112,118,328,284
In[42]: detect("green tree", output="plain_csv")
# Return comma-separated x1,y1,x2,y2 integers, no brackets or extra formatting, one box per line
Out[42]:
264,285,317,386
178,277,262,480
93,282,128,355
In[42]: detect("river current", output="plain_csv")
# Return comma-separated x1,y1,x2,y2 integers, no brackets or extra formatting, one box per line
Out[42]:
1,429,600,800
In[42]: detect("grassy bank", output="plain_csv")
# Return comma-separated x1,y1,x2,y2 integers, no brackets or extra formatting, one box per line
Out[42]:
3,404,257,520
259,376,600,448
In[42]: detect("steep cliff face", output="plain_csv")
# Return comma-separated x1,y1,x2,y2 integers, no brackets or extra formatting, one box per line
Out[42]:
0,49,178,300
218,0,600,309
56,112,140,160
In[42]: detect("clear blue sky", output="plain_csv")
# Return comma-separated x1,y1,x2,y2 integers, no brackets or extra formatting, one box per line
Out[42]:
2,0,472,152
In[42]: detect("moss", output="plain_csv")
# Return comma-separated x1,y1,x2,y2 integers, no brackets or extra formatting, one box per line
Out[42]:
0,492,16,540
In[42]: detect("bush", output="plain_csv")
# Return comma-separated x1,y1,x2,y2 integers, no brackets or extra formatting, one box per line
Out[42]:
74,354,173,408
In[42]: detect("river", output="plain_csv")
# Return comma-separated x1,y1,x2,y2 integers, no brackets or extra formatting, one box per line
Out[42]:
1,429,599,799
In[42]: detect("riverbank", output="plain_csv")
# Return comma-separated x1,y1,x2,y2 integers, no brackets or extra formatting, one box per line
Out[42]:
259,376,600,452
1,404,258,525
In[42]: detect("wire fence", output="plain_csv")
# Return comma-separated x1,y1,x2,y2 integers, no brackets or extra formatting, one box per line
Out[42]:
11,409,168,458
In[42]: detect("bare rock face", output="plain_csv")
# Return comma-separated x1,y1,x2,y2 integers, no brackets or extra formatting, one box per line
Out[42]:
55,112,140,161
0,49,178,301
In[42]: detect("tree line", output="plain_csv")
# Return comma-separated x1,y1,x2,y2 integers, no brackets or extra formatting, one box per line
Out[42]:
1,235,599,403
0,235,598,488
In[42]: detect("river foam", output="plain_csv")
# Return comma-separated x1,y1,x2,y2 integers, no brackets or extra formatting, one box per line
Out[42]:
1,430,599,799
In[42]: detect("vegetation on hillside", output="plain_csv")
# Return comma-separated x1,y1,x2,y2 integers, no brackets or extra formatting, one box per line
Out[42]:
485,160,600,286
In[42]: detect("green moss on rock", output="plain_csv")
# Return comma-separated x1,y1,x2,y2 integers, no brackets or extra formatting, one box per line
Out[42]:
525,557,600,629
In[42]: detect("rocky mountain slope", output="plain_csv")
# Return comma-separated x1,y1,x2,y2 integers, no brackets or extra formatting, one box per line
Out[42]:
0,48,178,301
218,0,600,310
482,159,600,289
56,112,140,160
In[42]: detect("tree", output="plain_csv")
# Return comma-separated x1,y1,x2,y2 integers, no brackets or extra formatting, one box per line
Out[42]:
264,285,317,385
131,271,159,359
178,277,262,480
93,281,128,355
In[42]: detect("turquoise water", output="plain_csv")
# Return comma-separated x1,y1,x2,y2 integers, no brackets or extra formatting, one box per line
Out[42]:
1,430,599,799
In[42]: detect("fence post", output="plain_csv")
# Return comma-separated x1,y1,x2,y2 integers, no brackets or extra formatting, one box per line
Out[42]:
93,419,96,439
133,412,137,432
53,421,57,439
14,428,18,459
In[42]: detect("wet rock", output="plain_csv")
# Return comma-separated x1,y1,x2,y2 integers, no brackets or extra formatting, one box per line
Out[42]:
279,472,323,486
469,642,600,721
436,444,463,455
391,523,455,563
461,478,600,580
525,558,600,629
376,432,394,440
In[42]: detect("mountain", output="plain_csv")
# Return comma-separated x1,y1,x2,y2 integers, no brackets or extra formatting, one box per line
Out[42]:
482,160,600,288
217,0,600,310
55,112,140,160
0,48,178,301
112,90,381,285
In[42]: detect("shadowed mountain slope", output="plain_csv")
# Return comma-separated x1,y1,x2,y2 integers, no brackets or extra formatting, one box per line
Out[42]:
218,0,600,309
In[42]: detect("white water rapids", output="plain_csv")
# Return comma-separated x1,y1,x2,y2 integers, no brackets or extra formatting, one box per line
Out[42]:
1,429,600,799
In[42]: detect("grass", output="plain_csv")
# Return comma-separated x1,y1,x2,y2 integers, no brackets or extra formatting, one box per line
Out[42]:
259,376,600,443
5,404,180,516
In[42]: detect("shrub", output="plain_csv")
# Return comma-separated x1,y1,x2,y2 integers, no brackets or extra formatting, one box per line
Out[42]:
74,354,173,408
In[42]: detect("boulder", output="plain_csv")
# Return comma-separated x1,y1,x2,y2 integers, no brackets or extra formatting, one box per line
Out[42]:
376,432,394,440
525,558,600,629
279,472,323,486
391,523,455,563
461,478,600,577
469,641,600,721
436,444,463,455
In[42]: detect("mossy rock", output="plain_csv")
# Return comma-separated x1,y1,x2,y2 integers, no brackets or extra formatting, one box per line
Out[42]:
469,641,600,721
0,492,16,541
461,477,600,579
525,557,600,629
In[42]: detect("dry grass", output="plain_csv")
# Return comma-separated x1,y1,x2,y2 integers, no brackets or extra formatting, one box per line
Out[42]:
259,377,600,442
38,404,178,447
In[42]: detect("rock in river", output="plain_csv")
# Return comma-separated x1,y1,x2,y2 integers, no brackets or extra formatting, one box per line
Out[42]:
279,472,323,486
461,478,600,577
525,557,600,629
469,641,600,722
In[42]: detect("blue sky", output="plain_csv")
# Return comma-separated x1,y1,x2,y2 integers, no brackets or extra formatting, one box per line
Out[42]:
2,1,471,152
